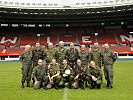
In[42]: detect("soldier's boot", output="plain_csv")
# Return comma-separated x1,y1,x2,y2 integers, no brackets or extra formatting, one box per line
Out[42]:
97,84,101,89
27,83,30,87
90,83,95,89
79,81,85,90
31,78,35,87
44,84,48,90
55,84,59,90
21,82,24,88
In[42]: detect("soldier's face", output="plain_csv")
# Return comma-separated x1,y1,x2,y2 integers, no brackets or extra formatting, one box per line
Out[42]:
90,61,96,68
36,44,40,47
63,60,67,65
104,45,109,50
48,45,53,49
70,44,74,49
60,43,64,48
38,61,43,66
77,61,82,66
26,47,30,52
52,60,56,65
94,43,99,49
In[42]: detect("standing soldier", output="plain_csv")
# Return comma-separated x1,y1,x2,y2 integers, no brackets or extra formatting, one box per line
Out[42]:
44,42,56,65
79,44,90,66
55,41,67,65
102,44,117,89
60,59,73,88
86,61,102,89
65,42,79,68
72,59,86,89
33,59,48,90
90,43,102,68
20,45,32,88
32,42,44,68
47,59,61,90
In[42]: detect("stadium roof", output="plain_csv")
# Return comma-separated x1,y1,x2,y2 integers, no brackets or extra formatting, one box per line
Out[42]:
0,0,133,9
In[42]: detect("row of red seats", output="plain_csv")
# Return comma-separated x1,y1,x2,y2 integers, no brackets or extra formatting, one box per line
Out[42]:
0,33,133,46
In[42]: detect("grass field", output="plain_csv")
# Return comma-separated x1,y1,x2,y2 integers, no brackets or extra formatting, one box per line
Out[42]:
0,61,133,100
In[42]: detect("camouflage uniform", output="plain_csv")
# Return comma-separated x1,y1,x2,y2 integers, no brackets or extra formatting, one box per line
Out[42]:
47,63,61,89
60,64,73,88
90,49,103,68
55,47,67,64
19,51,32,87
44,48,56,65
72,64,87,89
102,49,116,88
33,64,48,89
86,66,102,89
79,51,90,66
65,48,79,68
32,47,44,68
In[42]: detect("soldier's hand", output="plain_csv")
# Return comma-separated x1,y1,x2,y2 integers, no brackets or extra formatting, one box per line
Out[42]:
74,75,79,80
92,76,97,81
35,81,39,85
63,74,67,77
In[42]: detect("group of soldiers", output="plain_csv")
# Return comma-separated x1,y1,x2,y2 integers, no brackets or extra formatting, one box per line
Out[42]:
20,41,117,90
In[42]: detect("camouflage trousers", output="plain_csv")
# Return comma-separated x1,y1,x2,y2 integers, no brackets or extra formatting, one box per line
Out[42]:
21,63,32,84
47,76,61,89
104,65,114,87
34,76,49,89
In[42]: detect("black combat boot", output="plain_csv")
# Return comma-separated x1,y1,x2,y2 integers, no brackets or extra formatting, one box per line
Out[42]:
21,82,24,88
27,83,30,87
55,84,59,90
79,81,85,90
90,83,95,89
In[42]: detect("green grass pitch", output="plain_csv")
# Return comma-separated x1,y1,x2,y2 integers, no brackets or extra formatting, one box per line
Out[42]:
0,61,133,100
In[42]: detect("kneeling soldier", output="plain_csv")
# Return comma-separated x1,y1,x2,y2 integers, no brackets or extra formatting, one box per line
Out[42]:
33,59,48,90
60,59,73,88
72,59,87,89
86,61,102,89
47,59,61,90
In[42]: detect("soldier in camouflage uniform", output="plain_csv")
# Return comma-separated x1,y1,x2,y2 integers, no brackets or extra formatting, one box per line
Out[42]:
102,44,116,89
19,45,32,88
32,42,44,68
65,42,79,68
33,59,48,90
55,41,67,65
60,59,73,88
47,59,61,90
86,61,102,89
72,59,87,89
79,44,90,66
32,43,44,84
90,43,102,68
44,42,56,65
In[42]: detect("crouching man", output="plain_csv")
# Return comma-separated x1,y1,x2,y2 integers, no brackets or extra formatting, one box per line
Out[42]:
47,59,61,90
86,61,102,89
60,59,73,88
72,59,87,89
33,59,48,90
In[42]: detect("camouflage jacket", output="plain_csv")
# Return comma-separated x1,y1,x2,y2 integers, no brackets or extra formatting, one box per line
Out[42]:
102,49,117,65
55,47,67,64
44,48,56,64
33,64,47,80
19,51,32,64
32,47,44,62
47,63,60,77
90,49,102,68
65,48,79,62
79,51,90,66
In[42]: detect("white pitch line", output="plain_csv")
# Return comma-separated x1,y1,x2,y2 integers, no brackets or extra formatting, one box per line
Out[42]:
63,88,68,100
